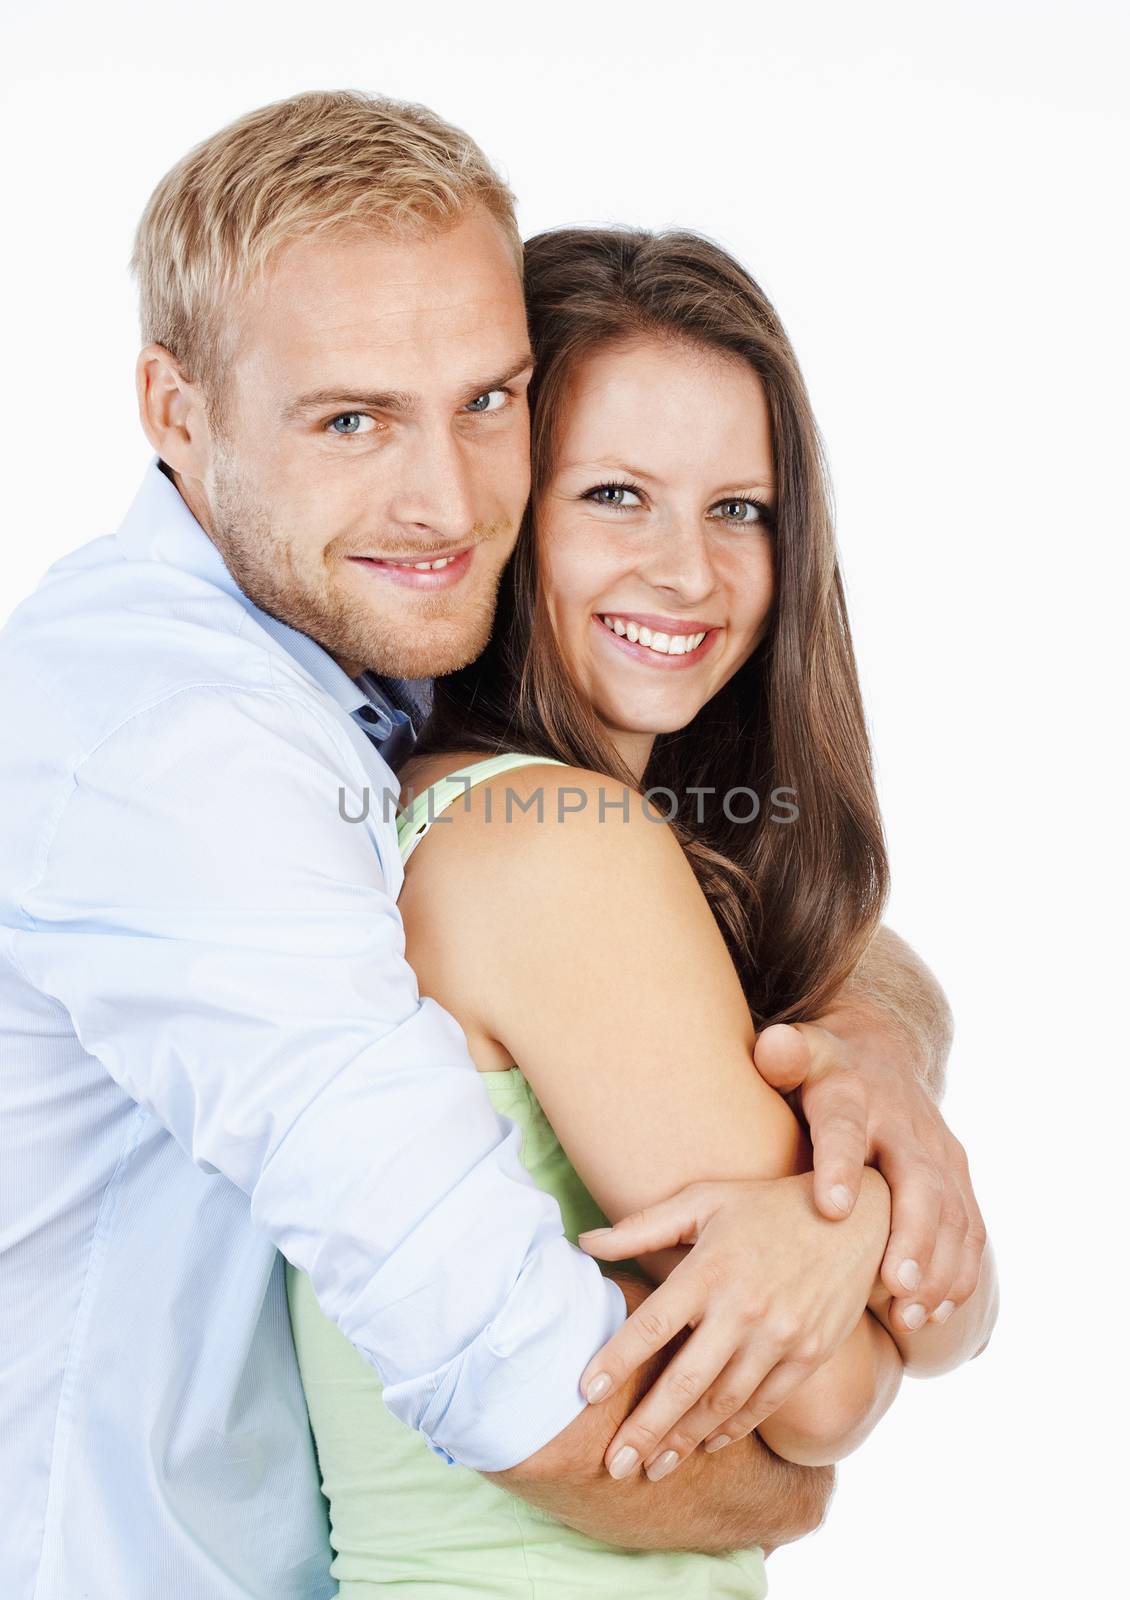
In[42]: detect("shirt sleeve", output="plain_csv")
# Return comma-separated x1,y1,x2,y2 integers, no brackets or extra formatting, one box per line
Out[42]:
11,675,626,1471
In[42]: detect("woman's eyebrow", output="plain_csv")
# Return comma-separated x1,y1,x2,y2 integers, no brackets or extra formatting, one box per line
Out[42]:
561,459,664,483
711,478,776,499
559,459,775,498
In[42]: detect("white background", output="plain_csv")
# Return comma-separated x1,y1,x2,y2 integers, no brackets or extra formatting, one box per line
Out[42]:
2,2,1126,1594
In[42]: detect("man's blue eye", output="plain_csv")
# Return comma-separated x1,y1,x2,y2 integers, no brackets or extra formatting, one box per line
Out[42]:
329,414,367,435
465,390,508,413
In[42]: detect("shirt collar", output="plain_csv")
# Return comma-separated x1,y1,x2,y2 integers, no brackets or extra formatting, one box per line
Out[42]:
113,456,409,733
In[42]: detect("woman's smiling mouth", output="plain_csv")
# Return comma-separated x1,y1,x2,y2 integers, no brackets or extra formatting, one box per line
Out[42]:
592,612,720,665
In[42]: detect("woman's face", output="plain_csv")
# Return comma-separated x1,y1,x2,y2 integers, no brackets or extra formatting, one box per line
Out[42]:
538,336,776,764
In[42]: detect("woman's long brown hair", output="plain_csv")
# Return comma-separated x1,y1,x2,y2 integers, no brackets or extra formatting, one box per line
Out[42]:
416,226,888,1025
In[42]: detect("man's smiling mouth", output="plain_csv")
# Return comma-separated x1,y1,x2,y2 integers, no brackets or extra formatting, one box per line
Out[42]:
347,548,475,587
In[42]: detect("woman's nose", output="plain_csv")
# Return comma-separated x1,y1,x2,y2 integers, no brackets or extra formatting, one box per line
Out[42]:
642,518,718,606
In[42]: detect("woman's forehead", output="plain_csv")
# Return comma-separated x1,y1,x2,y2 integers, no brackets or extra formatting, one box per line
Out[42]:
553,337,773,486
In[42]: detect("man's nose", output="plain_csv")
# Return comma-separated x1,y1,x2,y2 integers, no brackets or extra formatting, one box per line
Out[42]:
642,516,718,606
386,425,476,544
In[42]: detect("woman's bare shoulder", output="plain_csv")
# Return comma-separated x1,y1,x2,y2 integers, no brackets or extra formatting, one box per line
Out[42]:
401,756,693,910
397,749,488,793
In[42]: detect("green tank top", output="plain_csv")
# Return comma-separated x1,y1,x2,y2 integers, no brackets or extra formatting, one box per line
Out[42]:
285,752,769,1597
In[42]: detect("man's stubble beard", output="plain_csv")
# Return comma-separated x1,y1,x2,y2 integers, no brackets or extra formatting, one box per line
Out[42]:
206,453,504,680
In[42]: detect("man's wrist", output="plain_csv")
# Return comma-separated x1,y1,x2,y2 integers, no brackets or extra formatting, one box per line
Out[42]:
823,926,953,1100
814,1000,934,1096
495,1272,668,1487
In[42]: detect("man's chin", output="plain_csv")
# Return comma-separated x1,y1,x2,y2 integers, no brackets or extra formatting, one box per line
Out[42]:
344,622,493,681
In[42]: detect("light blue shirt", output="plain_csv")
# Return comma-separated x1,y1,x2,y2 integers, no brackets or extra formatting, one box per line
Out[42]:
0,457,626,1599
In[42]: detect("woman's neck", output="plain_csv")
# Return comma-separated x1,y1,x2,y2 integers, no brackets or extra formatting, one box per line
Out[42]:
606,728,656,788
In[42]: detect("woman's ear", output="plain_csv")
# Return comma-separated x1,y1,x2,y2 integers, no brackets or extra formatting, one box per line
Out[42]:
135,342,212,478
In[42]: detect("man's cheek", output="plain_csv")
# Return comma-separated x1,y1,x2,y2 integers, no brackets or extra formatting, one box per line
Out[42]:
499,432,532,507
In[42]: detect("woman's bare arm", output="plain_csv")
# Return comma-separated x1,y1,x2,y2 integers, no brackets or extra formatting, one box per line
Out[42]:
398,763,897,1486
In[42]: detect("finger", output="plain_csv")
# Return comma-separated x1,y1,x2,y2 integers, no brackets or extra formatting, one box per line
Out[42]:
601,1319,770,1480
879,1154,944,1301
944,1149,988,1311
803,1069,870,1221
700,1357,818,1454
751,1022,812,1094
934,1212,988,1320
577,1186,710,1263
579,1271,702,1406
644,1352,817,1478
892,1196,966,1328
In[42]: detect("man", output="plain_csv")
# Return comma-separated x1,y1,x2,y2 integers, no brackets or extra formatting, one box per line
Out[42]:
0,90,987,1596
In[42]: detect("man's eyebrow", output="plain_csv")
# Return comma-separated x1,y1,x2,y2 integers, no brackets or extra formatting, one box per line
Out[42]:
460,351,536,399
281,352,535,423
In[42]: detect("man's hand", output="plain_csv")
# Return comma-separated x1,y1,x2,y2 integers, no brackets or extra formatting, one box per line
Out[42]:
753,1016,987,1333
575,1170,890,1479
489,1270,835,1555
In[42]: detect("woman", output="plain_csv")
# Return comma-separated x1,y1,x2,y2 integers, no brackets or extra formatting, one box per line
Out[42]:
287,226,996,1596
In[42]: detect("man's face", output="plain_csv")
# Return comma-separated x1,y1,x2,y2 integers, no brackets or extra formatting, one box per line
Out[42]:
196,207,533,679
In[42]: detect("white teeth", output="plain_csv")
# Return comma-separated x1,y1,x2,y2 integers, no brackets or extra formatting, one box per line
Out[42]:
598,616,711,655
381,555,455,570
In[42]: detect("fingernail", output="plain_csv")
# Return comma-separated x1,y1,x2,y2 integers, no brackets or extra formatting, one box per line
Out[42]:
704,1435,732,1454
585,1373,612,1403
897,1259,921,1291
932,1300,955,1324
902,1302,926,1329
579,1227,612,1237
829,1185,854,1214
608,1446,639,1479
646,1450,679,1482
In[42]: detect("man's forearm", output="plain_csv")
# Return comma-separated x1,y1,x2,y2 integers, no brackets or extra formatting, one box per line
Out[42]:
482,1273,833,1554
824,924,954,1100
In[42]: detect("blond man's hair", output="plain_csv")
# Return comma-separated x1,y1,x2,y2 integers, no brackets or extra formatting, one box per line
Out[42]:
130,88,521,414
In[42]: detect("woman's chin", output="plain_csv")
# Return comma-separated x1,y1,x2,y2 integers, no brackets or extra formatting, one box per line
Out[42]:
600,703,709,740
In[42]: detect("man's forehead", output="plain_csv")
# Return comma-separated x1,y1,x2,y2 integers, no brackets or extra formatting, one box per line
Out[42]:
256,220,523,318
235,229,528,389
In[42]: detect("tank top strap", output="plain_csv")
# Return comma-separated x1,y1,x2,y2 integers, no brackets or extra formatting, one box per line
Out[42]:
396,751,569,866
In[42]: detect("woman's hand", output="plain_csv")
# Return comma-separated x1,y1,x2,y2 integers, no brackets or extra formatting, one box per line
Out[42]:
577,1169,890,1481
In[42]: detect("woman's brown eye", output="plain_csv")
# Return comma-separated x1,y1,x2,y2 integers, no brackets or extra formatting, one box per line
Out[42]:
587,484,642,509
